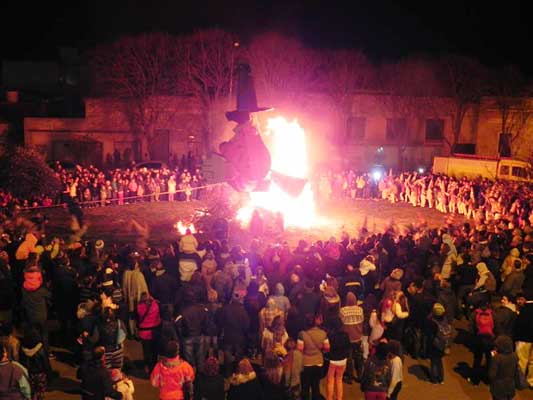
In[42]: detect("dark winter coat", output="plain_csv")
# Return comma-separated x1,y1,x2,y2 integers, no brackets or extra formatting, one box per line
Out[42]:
514,301,533,343
150,271,179,305
21,287,51,324
217,301,250,347
493,306,516,337
360,356,392,393
19,343,51,377
328,331,351,362
76,361,122,400
194,372,225,400
227,373,264,400
488,335,517,399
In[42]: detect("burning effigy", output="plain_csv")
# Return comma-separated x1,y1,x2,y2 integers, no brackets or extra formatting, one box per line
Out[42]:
218,63,315,229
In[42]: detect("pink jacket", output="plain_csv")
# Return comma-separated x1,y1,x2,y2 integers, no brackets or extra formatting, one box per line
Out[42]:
136,300,161,340
150,356,195,400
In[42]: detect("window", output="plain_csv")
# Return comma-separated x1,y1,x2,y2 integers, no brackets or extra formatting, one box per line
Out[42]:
346,117,366,143
512,167,526,178
499,165,509,175
498,133,511,157
386,118,407,141
425,119,444,141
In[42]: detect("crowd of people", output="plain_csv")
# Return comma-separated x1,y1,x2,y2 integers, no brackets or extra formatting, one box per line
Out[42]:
0,154,205,211
316,169,532,225
0,165,532,400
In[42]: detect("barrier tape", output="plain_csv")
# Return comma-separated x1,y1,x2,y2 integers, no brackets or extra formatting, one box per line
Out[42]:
17,182,227,211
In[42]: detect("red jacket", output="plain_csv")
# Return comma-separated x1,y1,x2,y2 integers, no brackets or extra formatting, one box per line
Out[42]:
136,300,161,340
150,356,194,400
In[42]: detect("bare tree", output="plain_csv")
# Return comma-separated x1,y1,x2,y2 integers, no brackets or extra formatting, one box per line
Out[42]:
246,32,321,109
378,57,444,170
176,29,237,153
490,65,532,157
439,55,487,152
320,49,375,145
89,32,176,160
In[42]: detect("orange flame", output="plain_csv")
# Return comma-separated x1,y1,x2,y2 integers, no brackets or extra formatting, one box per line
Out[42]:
237,116,316,228
175,220,196,235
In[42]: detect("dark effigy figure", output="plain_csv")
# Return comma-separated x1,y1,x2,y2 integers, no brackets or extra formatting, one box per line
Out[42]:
219,64,272,192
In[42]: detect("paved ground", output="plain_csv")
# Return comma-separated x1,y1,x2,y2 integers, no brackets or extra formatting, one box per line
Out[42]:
35,198,530,399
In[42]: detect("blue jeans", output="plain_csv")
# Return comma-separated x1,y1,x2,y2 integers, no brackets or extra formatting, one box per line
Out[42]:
430,356,444,383
182,336,205,371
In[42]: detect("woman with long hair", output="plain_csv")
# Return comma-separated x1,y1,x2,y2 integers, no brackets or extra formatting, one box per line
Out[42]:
326,317,350,400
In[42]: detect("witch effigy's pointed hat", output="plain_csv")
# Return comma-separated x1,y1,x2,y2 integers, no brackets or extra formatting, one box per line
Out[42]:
226,63,272,122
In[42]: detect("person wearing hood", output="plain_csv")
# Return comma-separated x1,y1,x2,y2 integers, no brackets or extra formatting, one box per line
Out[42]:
501,248,521,283
473,262,497,293
19,329,52,400
227,358,263,400
500,259,525,299
268,283,291,317
122,256,149,337
440,233,457,280
259,298,284,340
20,267,51,355
380,268,404,300
489,335,518,400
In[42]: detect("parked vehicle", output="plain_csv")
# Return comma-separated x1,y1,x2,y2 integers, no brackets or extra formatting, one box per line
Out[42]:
133,161,168,170
432,155,531,182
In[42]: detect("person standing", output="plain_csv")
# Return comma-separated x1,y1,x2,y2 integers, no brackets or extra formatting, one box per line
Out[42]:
360,342,392,400
426,303,448,384
150,341,195,400
297,313,330,400
122,254,149,337
19,329,52,400
339,292,364,383
20,267,51,355
514,292,533,388
217,291,250,377
489,335,519,400
136,293,161,375
326,317,350,400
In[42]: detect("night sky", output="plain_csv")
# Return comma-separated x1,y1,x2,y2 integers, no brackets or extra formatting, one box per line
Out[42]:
1,0,531,74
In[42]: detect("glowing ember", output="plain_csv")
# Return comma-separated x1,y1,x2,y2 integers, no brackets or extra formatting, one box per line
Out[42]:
175,220,196,235
237,116,316,228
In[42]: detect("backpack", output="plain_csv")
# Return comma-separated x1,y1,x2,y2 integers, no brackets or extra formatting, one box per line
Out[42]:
433,319,452,352
475,308,494,337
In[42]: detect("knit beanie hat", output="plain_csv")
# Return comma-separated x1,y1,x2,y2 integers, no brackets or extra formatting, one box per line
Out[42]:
433,303,445,317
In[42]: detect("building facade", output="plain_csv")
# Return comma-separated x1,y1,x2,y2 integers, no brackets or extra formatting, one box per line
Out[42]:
24,93,533,171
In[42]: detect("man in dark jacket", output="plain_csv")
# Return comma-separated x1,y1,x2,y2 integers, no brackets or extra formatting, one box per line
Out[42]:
175,288,208,372
217,291,250,377
489,335,518,400
514,292,533,388
77,346,122,400
149,263,178,313
406,279,434,359
52,256,79,348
